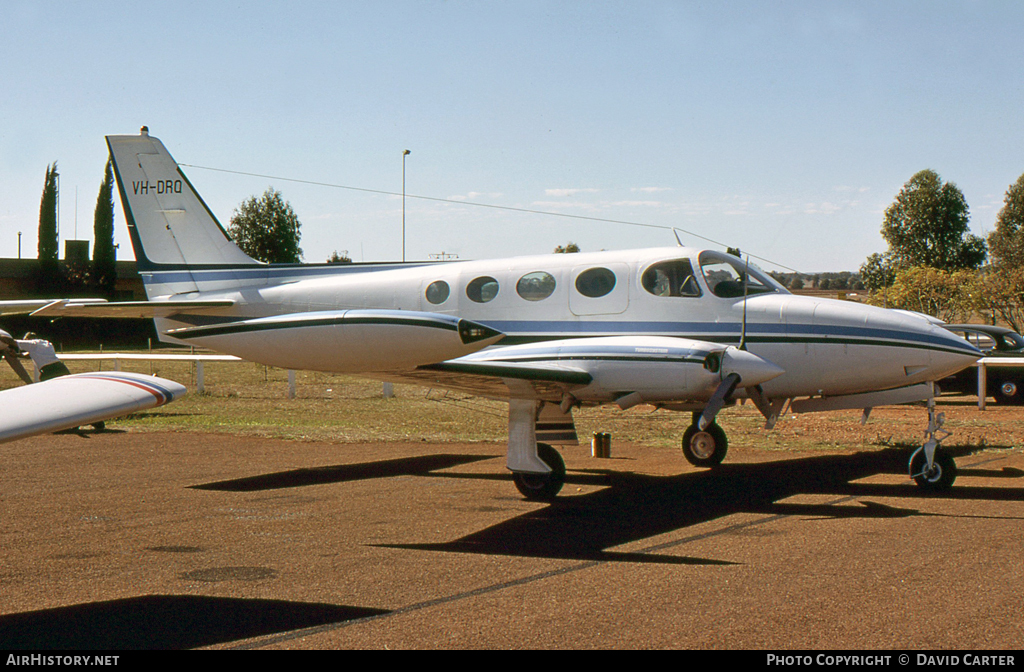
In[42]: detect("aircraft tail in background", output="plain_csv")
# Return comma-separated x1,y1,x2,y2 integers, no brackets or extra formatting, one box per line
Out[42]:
106,127,263,297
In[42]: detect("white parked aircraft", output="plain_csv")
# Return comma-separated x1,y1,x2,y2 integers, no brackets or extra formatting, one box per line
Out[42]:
0,328,186,443
23,128,982,498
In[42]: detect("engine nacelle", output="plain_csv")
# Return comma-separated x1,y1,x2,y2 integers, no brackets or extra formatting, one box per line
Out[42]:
455,336,784,404
166,309,504,373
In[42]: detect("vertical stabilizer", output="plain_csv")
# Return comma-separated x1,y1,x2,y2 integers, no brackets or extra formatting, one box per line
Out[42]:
106,128,262,296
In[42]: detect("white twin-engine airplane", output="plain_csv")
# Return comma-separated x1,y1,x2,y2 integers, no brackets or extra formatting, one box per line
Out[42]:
27,128,982,498
0,328,186,443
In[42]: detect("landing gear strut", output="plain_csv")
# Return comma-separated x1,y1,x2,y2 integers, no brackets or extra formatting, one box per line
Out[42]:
512,443,565,500
908,390,957,490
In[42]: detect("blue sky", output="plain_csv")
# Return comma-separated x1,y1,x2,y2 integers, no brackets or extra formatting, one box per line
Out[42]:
3,1,1024,272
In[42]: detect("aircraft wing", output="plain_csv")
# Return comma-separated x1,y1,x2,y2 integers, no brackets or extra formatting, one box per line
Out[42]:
0,371,186,444
386,335,784,406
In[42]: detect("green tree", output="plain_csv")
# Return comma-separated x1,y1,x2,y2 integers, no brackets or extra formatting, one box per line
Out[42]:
987,173,1024,269
554,242,580,253
228,188,303,263
880,169,986,271
37,162,60,293
975,267,1024,333
864,266,979,323
859,252,897,292
92,158,117,296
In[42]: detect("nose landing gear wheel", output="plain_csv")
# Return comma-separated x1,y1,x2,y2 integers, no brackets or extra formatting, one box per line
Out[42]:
910,451,957,490
512,443,566,500
682,422,728,467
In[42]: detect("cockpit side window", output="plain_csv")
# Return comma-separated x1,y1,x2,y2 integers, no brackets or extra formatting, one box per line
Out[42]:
698,252,781,299
641,260,701,298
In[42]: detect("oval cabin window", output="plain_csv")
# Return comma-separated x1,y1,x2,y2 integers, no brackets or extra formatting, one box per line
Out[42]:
425,280,450,305
575,267,616,298
466,276,500,303
516,271,556,301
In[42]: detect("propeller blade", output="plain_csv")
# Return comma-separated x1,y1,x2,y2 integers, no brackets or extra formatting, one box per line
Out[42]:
3,351,33,385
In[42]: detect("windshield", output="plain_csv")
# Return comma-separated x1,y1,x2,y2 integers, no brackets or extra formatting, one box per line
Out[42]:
698,251,786,298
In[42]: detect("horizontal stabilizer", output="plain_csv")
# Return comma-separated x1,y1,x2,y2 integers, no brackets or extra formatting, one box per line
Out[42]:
29,299,236,318
0,299,107,317
0,372,186,444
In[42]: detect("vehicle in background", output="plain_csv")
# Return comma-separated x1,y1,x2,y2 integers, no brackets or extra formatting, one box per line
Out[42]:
939,324,1024,404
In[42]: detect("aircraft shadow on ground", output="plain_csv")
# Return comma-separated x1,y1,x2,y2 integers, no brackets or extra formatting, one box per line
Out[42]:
191,454,494,491
385,445,1024,565
0,595,386,649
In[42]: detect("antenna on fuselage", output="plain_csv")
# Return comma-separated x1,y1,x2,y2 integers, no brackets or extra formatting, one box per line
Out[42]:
739,255,750,351
672,228,684,246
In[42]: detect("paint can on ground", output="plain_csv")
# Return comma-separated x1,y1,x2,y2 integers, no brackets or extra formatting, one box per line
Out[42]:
591,432,611,458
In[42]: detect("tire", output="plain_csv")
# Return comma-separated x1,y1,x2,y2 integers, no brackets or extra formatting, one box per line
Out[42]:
512,443,566,500
910,451,957,491
993,378,1024,405
681,422,728,467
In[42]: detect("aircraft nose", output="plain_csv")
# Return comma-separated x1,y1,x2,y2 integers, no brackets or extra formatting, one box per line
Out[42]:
922,322,983,380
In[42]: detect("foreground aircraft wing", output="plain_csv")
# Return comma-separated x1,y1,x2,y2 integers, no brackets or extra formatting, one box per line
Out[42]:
0,371,186,444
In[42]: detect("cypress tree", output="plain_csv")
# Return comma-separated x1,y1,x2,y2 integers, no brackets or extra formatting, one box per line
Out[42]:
37,162,60,294
93,158,117,297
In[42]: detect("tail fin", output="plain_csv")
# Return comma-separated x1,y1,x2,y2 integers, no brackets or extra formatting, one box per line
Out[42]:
106,128,261,296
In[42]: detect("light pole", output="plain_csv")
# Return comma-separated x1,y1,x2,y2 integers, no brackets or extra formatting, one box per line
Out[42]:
402,149,410,262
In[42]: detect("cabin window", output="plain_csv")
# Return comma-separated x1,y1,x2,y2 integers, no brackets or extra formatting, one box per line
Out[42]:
425,280,450,305
575,267,616,298
466,276,500,303
698,252,777,299
641,260,701,297
516,271,556,301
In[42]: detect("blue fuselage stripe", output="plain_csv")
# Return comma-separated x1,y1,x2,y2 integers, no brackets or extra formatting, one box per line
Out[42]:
476,320,978,356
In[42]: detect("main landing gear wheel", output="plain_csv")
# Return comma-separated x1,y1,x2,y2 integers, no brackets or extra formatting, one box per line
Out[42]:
910,451,957,491
682,422,728,467
512,443,566,501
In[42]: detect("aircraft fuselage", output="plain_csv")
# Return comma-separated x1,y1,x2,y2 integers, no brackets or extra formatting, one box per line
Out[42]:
150,246,979,400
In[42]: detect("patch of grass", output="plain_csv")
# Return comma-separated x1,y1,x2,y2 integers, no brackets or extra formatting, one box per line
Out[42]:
3,349,1023,453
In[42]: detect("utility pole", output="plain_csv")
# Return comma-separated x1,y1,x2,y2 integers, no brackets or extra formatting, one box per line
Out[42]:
402,149,410,262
